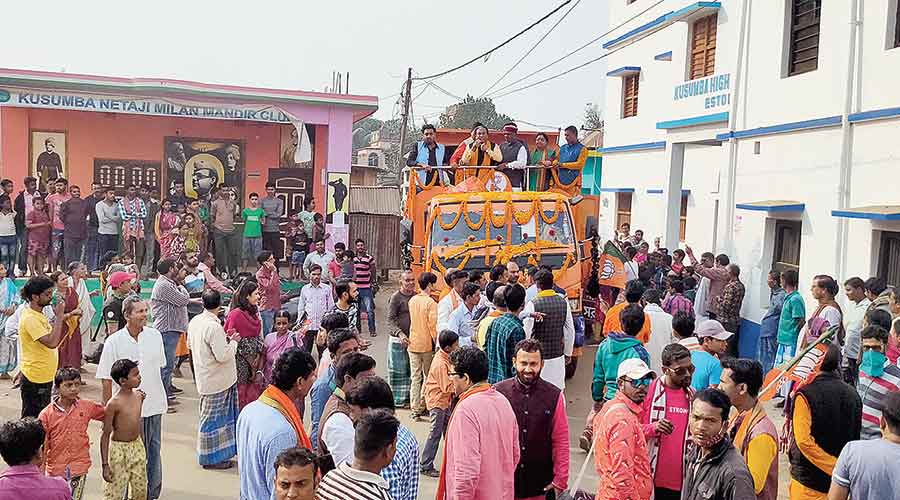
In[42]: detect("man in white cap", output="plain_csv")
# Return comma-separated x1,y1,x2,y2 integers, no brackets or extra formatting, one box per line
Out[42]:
691,319,733,391
497,122,528,190
592,358,654,500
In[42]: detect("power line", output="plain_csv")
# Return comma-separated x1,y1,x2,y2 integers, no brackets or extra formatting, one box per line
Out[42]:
412,0,572,81
485,0,665,98
479,0,583,97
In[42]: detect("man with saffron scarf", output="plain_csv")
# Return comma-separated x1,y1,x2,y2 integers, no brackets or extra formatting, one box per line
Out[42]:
550,126,588,197
458,125,503,190
437,346,519,500
237,348,317,500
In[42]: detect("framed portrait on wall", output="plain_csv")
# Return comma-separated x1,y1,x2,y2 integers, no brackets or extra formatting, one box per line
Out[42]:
326,172,349,224
279,124,315,168
30,130,67,192
164,137,245,206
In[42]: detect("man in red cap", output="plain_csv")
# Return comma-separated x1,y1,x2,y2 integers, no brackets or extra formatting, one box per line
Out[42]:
85,271,136,364
497,122,529,191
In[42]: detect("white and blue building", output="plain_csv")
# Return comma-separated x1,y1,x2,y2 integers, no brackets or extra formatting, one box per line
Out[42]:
598,0,900,355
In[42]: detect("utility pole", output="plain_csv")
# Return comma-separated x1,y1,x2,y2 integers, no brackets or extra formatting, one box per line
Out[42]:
397,67,413,178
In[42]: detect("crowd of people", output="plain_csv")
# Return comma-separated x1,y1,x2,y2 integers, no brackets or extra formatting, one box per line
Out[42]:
405,122,589,195
0,171,899,500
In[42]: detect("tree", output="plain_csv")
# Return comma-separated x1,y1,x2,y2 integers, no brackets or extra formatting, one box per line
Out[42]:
583,103,604,131
352,117,383,152
438,95,514,130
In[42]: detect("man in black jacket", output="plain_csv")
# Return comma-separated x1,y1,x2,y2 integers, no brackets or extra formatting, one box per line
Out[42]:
13,177,44,277
682,388,755,500
81,182,105,272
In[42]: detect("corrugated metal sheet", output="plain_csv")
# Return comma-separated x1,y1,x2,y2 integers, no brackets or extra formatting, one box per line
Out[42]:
350,185,401,215
350,214,401,270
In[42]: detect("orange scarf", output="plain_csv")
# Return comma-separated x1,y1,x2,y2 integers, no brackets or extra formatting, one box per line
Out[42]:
258,385,312,450
436,382,492,500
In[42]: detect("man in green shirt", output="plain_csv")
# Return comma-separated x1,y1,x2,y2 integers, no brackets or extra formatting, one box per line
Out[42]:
775,269,805,399
242,192,266,271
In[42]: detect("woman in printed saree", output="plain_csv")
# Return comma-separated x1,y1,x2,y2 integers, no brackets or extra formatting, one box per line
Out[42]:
155,198,181,260
457,125,503,189
528,132,559,191
550,125,589,197
52,270,83,369
0,263,20,378
225,280,266,409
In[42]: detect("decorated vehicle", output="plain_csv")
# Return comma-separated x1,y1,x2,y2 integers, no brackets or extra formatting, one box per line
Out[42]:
401,166,602,377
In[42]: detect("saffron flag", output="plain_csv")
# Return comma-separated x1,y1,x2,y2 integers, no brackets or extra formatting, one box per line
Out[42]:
597,241,628,289
758,326,836,402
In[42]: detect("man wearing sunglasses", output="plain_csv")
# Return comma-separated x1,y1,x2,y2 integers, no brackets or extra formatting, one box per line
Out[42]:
640,344,695,500
593,358,655,500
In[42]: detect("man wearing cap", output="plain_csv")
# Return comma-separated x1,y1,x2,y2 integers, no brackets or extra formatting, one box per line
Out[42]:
593,358,654,500
497,122,529,191
692,319,732,391
85,270,136,364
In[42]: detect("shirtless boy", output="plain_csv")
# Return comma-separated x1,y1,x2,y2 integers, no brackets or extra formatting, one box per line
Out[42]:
100,359,148,500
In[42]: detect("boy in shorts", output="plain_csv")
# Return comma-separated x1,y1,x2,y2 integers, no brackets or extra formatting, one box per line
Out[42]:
38,367,106,500
100,359,148,500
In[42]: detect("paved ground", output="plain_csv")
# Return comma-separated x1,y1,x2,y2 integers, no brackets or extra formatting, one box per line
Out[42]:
0,282,794,499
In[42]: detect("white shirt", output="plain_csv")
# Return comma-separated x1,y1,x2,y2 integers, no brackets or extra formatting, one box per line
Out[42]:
625,261,639,283
843,298,870,361
187,310,238,395
0,211,15,236
694,277,711,319
644,303,674,373
437,290,460,332
506,144,528,169
322,411,355,468
96,326,168,417
525,284,538,304
522,293,575,358
447,302,478,347
303,251,336,281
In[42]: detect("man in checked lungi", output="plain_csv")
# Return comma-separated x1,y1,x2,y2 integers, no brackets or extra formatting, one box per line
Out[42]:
187,289,241,469
386,270,416,408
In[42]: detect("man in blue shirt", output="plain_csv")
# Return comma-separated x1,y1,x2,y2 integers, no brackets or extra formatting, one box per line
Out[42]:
691,319,732,391
237,349,317,500
758,270,786,373
309,327,360,447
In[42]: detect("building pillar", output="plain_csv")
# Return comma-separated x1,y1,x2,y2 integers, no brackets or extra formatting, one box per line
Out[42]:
325,110,352,246
661,143,685,249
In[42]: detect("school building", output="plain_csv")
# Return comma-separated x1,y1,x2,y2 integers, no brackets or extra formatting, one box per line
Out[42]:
598,0,900,355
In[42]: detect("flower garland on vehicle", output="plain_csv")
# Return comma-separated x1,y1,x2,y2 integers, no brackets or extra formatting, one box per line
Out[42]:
436,198,565,231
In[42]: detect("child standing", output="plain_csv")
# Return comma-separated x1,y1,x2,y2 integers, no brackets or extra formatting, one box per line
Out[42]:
25,197,51,276
286,212,308,281
38,367,105,500
241,193,265,270
100,359,148,500
340,250,356,281
419,329,460,477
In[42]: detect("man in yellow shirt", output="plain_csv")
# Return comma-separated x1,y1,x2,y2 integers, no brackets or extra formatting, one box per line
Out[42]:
719,358,779,500
408,272,438,420
19,276,70,417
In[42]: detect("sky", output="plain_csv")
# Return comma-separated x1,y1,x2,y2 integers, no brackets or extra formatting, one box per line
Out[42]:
0,0,609,131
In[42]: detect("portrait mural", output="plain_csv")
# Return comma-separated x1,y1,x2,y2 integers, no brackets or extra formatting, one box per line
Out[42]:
279,123,314,168
30,130,67,192
326,172,349,225
164,137,245,206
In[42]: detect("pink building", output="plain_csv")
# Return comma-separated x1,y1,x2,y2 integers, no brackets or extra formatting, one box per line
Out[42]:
0,67,377,247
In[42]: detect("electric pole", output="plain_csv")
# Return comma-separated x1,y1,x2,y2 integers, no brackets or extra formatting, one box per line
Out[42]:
397,67,413,178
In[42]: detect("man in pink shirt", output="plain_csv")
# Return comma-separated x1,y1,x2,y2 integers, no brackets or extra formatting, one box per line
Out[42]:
641,343,695,500
0,417,71,500
45,178,71,273
593,358,654,500
438,346,519,500
256,250,282,336
495,338,569,500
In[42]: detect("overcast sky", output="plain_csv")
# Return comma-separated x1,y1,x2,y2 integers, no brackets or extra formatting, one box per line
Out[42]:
0,1,609,130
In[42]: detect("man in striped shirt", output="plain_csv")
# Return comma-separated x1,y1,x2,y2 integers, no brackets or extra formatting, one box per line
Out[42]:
858,325,900,440
150,258,193,406
316,409,397,500
353,238,377,337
